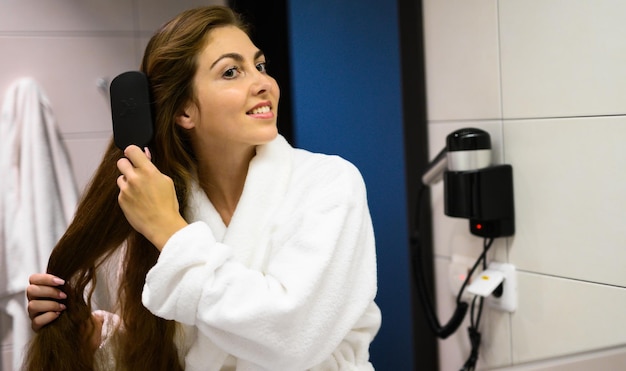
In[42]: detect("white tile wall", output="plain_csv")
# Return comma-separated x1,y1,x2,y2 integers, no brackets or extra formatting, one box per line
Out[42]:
491,346,626,371
505,117,626,287
0,0,134,32
512,271,626,363
64,137,113,192
423,0,626,369
0,1,225,370
422,0,501,121
499,0,626,119
0,36,138,134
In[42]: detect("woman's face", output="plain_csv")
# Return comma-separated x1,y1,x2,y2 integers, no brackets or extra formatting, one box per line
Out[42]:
180,26,280,152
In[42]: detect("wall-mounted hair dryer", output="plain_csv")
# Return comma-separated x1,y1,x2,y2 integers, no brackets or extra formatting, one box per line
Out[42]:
423,128,514,238
410,128,515,341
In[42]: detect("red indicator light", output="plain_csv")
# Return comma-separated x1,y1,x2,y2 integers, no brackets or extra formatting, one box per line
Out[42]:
475,223,483,230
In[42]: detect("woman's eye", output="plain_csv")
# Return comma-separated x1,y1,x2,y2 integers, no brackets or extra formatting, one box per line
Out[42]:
256,62,267,73
223,66,240,79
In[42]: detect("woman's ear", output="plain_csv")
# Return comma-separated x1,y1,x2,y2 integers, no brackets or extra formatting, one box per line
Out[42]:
175,106,195,129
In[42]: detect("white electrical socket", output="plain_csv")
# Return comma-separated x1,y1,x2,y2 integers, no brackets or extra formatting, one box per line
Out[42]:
449,256,517,312
485,261,517,313
467,269,505,297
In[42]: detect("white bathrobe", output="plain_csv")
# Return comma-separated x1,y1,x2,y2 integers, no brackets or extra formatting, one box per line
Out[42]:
139,135,381,370
0,78,78,370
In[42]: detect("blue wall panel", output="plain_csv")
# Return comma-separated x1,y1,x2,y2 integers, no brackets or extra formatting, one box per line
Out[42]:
287,1,414,369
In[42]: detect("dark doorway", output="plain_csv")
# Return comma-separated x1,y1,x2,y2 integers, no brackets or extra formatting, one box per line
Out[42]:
397,0,439,369
228,0,294,144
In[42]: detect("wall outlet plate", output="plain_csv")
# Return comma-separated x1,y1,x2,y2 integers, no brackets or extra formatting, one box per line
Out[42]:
485,261,517,312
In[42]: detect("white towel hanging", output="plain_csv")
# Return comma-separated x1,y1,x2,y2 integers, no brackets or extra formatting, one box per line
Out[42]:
0,77,79,370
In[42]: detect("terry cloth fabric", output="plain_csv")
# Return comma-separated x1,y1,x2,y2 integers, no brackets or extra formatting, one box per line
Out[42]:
0,78,78,370
141,135,381,370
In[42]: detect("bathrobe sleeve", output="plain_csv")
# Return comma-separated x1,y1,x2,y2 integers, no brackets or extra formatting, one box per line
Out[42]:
142,151,380,370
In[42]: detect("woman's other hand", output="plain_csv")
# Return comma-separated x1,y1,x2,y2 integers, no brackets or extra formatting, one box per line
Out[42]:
26,273,67,331
116,145,187,250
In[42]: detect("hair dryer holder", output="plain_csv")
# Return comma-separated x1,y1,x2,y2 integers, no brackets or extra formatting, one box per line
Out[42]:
444,164,515,238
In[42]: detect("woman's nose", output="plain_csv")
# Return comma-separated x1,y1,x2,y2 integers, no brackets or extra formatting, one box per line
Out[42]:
251,71,274,95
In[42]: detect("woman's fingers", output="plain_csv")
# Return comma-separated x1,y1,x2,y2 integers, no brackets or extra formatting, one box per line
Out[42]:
28,299,66,318
117,145,152,179
28,273,65,287
123,145,151,168
26,273,67,331
26,283,67,301
115,144,185,249
27,273,66,301
30,311,63,332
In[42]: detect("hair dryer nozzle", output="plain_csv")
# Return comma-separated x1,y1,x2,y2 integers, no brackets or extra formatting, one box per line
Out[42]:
446,128,492,171
421,128,493,186
421,147,448,186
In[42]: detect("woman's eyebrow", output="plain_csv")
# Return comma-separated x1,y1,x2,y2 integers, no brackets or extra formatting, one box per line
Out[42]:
211,53,243,69
210,50,265,70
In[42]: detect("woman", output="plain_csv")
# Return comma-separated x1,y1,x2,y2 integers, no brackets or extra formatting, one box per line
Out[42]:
24,5,380,371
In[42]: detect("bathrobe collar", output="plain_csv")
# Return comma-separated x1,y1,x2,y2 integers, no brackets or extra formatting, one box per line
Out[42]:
185,135,292,267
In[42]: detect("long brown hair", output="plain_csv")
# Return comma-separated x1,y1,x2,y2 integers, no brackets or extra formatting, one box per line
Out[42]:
22,6,248,370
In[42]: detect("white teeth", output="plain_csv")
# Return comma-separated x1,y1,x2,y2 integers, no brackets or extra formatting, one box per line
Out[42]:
250,105,270,115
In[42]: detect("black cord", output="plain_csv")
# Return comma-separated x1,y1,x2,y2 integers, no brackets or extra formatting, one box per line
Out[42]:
460,237,494,371
411,183,499,369
410,185,494,340
455,238,492,306
410,185,467,339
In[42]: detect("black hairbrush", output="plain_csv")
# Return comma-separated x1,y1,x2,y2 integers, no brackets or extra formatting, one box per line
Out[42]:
110,71,154,150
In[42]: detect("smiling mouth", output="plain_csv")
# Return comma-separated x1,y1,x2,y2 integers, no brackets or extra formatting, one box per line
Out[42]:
247,105,271,115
